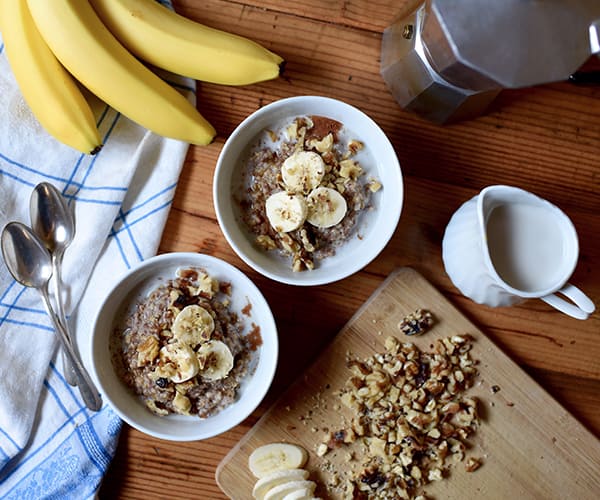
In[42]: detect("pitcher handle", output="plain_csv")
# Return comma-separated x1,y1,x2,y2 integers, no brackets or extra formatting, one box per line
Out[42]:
541,283,596,320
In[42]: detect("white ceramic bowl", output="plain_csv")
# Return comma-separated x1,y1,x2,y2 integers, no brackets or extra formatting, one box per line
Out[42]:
90,252,278,441
213,96,403,286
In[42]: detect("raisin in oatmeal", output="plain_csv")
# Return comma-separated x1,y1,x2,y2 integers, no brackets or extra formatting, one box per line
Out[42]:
238,115,382,272
110,267,257,418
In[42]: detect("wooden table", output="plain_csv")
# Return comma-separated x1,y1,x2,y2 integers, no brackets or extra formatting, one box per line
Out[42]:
99,1,600,498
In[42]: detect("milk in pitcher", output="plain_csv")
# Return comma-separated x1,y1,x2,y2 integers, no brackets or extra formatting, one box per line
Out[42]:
486,202,564,293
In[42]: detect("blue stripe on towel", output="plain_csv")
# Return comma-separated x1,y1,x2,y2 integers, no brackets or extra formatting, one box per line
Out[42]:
118,208,144,262
63,105,111,197
0,286,29,327
70,113,122,201
49,363,81,409
111,230,131,270
0,428,20,453
113,198,174,236
0,303,47,317
75,425,104,476
0,318,53,334
117,182,177,220
44,380,79,424
77,421,111,472
0,152,80,187
0,152,128,197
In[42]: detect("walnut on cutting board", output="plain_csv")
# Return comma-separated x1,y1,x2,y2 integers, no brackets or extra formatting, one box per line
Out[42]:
316,326,482,499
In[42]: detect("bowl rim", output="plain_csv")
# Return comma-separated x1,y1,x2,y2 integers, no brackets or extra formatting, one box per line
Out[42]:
213,95,403,286
89,251,278,441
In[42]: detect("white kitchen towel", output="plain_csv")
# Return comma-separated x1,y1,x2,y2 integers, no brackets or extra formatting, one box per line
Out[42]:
0,1,194,496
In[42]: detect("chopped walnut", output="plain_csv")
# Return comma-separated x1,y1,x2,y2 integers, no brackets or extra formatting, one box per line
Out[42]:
368,179,382,193
398,309,435,336
316,443,329,457
339,159,363,180
465,457,481,472
256,234,278,251
187,271,217,298
348,139,364,155
307,132,334,153
299,228,316,252
136,336,159,367
327,330,480,499
145,399,169,416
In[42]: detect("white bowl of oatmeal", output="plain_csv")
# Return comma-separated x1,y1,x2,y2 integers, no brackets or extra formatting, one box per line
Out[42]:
90,252,278,441
214,96,403,286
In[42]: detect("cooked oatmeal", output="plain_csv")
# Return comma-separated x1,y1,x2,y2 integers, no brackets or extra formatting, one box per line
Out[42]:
110,267,257,418
238,115,382,271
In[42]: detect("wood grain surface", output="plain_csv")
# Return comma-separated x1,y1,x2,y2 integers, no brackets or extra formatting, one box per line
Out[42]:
216,268,600,500
99,1,600,498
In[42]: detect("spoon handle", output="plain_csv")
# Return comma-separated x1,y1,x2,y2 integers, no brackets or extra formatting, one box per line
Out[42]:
39,286,102,411
52,252,77,386
51,252,78,387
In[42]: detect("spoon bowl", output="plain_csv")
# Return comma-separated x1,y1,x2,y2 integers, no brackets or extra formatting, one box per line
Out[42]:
30,182,75,255
1,221,53,288
1,222,102,411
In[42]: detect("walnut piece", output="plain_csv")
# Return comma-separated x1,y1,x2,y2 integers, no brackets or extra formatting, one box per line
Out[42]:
398,309,435,336
136,336,159,367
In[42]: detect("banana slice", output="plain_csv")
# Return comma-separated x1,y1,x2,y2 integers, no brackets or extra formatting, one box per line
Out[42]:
171,304,215,347
281,151,325,194
306,187,347,228
158,343,199,383
264,480,316,500
252,469,309,500
197,340,234,380
282,488,321,500
249,443,309,478
265,192,307,233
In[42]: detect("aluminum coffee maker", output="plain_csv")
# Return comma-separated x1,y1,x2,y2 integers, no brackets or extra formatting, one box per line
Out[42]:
381,0,600,123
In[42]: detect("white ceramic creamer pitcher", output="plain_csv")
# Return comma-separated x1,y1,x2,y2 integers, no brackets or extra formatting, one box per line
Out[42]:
442,185,595,319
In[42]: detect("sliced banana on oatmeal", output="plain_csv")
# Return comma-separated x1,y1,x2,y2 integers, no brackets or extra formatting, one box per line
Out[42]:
306,187,347,228
197,340,234,380
281,151,325,194
158,342,199,383
171,304,215,346
252,469,310,500
249,443,309,478
265,192,308,233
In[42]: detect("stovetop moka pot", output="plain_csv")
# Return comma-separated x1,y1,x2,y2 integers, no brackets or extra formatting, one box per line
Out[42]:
381,0,600,123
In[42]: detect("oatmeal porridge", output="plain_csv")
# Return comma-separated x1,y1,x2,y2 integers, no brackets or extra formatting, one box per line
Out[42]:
110,267,258,418
238,115,382,271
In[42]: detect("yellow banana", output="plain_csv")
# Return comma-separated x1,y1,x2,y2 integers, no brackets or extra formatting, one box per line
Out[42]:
0,0,102,155
89,0,284,86
27,0,216,146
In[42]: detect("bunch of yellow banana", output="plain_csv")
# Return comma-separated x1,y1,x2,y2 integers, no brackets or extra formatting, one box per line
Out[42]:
0,0,285,154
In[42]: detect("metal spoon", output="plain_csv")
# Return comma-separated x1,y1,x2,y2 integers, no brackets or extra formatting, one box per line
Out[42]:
1,222,102,411
30,182,78,386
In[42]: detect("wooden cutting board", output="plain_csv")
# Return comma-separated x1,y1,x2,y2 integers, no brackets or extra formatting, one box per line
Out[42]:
216,268,600,499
